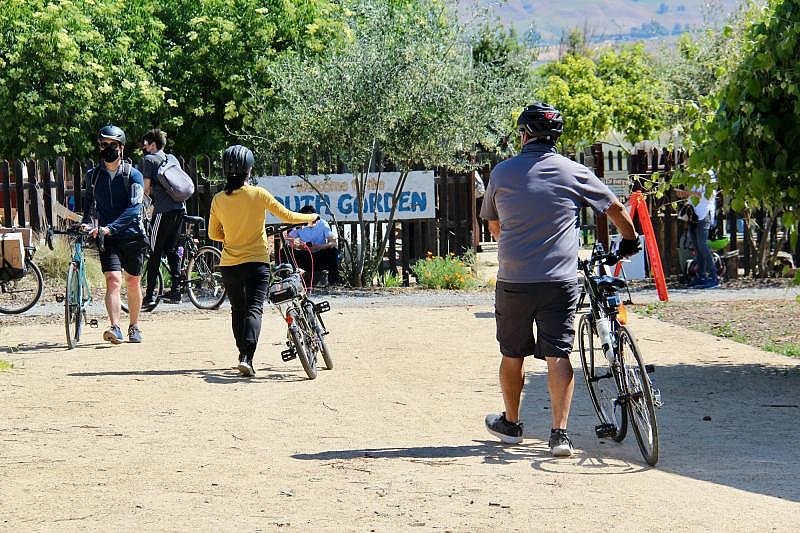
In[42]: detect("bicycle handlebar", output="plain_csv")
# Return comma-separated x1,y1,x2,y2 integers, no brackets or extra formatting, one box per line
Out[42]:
46,224,105,253
265,221,318,237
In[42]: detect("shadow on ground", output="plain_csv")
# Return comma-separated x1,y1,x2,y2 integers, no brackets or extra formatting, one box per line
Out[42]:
68,364,311,384
293,361,800,502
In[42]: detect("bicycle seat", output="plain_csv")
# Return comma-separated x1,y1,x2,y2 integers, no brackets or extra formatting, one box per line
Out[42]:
593,275,627,291
182,215,205,226
272,263,295,279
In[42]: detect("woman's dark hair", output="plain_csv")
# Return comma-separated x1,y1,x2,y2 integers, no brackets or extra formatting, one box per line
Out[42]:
222,145,255,195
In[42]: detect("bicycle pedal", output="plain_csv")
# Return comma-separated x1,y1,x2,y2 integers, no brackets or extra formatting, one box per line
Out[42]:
652,388,663,408
55,294,64,303
314,301,331,314
595,423,617,438
645,364,656,374
281,348,296,362
88,319,99,328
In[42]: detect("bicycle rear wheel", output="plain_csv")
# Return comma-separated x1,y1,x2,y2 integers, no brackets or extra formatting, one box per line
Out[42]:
618,325,659,466
288,307,317,379
577,314,627,442
187,246,226,309
122,267,163,313
0,258,44,314
65,262,82,349
304,302,332,370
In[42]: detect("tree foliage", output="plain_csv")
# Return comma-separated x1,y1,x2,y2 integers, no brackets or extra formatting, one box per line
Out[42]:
689,0,800,217
249,0,520,285
0,0,341,159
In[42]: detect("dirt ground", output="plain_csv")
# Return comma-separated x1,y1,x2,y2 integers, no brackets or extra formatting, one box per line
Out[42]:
1,297,799,531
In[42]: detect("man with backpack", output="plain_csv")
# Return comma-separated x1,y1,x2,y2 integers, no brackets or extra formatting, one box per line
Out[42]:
139,128,191,305
81,125,147,344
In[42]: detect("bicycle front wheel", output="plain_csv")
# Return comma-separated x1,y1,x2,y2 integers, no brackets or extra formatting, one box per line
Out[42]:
288,307,317,379
618,325,659,466
0,258,44,314
65,262,82,349
187,246,226,309
577,314,627,442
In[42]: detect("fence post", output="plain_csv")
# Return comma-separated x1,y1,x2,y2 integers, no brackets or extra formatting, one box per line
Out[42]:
40,159,55,228
591,143,609,250
437,172,448,256
14,160,27,228
1,160,12,227
55,157,67,208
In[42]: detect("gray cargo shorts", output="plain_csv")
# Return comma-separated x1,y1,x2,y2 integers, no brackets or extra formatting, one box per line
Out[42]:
494,279,581,359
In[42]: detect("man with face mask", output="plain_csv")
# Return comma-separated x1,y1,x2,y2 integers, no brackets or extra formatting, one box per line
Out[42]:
81,125,147,344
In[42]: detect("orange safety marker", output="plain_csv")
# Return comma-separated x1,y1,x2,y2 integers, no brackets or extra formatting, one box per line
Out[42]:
614,191,669,302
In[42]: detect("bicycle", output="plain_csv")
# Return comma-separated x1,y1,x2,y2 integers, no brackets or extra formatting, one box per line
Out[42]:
266,223,333,380
577,242,662,466
0,234,44,314
121,214,225,312
46,225,102,349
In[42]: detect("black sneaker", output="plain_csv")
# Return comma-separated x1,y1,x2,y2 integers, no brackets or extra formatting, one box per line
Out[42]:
142,295,156,308
163,289,181,304
237,354,255,377
485,412,523,444
549,428,574,457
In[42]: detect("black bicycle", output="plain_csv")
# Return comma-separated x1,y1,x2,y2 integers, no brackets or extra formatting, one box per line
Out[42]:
121,214,225,312
266,223,333,380
577,242,662,466
0,236,44,315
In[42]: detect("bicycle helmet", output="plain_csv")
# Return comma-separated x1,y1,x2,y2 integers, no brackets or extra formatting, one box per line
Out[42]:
516,102,563,142
223,145,255,177
98,124,126,145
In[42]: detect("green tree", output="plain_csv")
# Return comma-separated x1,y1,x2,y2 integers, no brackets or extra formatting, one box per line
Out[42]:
248,0,518,286
0,0,164,158
689,0,800,276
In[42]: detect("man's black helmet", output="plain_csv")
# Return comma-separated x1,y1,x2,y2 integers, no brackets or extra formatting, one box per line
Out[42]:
223,145,255,176
516,103,563,141
98,124,126,145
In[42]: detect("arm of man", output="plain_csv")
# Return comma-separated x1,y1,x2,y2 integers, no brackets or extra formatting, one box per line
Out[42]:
105,169,145,236
605,200,637,240
488,220,500,241
208,198,224,242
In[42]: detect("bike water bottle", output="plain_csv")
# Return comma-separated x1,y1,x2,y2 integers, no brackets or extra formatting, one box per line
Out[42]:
596,317,615,364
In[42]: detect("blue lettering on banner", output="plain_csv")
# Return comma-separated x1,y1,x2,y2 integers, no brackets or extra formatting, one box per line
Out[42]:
398,191,411,211
338,194,353,214
411,192,426,212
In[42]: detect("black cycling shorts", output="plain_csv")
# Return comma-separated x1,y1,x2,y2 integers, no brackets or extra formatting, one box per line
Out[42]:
494,280,581,359
99,237,148,276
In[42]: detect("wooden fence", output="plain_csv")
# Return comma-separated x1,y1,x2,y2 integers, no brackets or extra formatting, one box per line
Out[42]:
0,156,474,283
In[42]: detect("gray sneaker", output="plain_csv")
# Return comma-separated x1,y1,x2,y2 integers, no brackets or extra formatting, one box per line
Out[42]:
485,412,523,444
237,354,255,377
549,429,574,457
103,324,124,345
128,324,143,343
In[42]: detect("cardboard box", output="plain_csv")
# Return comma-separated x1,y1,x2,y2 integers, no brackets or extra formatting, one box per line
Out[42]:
0,232,25,270
0,226,33,248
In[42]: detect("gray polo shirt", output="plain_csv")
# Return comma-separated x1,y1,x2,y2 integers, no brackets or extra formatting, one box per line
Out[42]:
480,143,617,283
138,151,185,214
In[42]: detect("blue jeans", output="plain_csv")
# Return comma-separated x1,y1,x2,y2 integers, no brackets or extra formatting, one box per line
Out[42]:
689,216,716,281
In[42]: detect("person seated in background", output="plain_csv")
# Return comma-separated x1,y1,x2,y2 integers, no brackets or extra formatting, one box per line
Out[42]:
286,205,341,286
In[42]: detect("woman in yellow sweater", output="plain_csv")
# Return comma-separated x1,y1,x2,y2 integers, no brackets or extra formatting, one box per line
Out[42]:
208,145,318,377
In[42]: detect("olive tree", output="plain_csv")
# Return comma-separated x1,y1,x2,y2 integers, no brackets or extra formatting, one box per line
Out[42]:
247,0,521,286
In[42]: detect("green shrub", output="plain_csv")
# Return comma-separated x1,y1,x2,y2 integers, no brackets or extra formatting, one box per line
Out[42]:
379,271,402,288
36,237,104,287
412,252,477,290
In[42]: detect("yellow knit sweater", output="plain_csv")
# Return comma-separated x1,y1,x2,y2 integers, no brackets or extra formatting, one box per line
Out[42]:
208,185,318,266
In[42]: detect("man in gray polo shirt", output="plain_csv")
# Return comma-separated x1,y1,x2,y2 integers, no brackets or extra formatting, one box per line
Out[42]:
481,103,640,456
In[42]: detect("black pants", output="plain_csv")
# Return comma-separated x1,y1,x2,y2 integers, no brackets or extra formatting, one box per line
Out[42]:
291,247,340,284
146,209,183,297
220,262,270,359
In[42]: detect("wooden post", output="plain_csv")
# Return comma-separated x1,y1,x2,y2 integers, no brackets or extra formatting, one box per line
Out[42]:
40,159,55,228
592,143,609,250
55,157,67,207
1,160,12,227
437,172,448,256
14,160,26,228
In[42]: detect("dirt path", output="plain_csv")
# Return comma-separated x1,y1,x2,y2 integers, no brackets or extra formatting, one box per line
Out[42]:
1,299,799,531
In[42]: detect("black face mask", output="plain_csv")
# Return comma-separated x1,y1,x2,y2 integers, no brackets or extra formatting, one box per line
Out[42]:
100,145,121,163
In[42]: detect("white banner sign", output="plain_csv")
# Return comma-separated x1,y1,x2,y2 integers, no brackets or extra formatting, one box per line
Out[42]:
256,171,436,223
602,171,632,200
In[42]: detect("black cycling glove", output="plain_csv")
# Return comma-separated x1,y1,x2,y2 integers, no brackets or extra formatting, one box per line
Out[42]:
617,236,642,258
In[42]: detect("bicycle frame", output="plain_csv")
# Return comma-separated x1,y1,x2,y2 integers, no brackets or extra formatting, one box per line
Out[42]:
71,235,91,310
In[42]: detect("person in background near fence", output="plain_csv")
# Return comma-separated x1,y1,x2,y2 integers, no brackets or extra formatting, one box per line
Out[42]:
81,125,147,344
139,129,185,305
676,170,718,289
481,103,640,457
286,205,341,287
208,145,318,377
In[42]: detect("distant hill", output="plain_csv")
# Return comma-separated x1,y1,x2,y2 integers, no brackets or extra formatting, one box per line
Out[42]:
459,0,745,44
